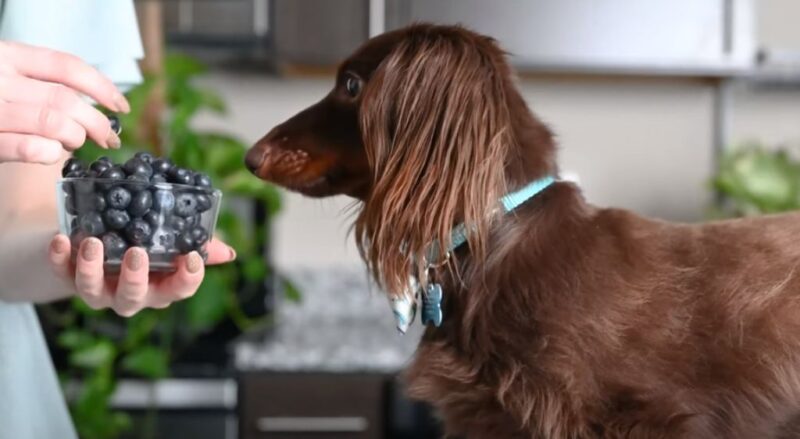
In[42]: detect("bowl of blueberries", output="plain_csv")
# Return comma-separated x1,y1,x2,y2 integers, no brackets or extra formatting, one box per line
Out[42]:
57,152,222,272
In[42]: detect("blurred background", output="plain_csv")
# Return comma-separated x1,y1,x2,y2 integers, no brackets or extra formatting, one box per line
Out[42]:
36,1,800,438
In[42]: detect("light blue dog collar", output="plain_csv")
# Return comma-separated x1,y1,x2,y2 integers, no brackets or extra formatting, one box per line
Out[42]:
391,176,556,333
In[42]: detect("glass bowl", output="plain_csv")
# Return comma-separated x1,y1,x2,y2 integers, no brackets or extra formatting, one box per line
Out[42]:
56,178,222,272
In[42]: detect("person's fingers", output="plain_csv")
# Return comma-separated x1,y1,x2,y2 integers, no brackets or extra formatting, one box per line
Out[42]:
204,238,237,265
0,76,120,148
0,41,130,113
74,237,112,309
113,248,150,317
48,234,73,279
0,132,63,164
0,101,86,149
151,252,205,305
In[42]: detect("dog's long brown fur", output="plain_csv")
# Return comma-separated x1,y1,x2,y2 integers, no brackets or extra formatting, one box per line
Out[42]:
246,24,800,438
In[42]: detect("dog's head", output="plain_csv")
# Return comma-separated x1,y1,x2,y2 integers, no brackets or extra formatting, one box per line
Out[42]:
246,24,553,295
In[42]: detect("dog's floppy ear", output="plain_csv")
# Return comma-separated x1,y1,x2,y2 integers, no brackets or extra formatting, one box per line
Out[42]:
356,27,514,297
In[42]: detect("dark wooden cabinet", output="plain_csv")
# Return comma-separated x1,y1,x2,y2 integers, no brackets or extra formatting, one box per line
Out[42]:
239,372,389,439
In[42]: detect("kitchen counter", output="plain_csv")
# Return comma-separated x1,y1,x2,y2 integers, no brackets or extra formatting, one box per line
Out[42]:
234,267,424,373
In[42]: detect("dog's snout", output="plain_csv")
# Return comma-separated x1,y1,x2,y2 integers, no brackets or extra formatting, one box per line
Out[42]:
245,146,266,174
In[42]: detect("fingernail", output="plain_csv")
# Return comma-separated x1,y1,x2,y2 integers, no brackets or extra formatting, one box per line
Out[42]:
107,131,121,149
186,252,203,274
228,247,237,261
51,236,69,254
126,248,145,271
82,238,102,261
114,93,131,113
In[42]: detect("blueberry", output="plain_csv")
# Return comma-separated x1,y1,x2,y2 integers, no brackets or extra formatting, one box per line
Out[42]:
143,211,163,228
176,233,195,254
70,217,79,231
128,190,152,217
92,193,107,212
150,174,167,184
168,216,186,232
102,232,128,259
194,173,212,188
72,179,96,196
150,227,176,249
108,115,122,135
103,209,130,230
97,156,112,165
185,214,201,228
90,160,111,174
125,219,152,246
106,186,132,210
100,166,125,180
151,158,173,175
99,166,126,190
79,212,106,236
65,170,87,179
195,194,212,213
174,193,197,217
86,170,100,178
126,174,150,188
134,151,154,164
62,158,84,177
70,229,89,248
167,167,193,185
152,190,175,212
64,195,79,215
189,226,209,247
77,193,106,213
123,158,152,177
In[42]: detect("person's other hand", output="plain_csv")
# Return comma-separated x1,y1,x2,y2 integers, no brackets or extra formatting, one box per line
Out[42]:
47,235,237,316
0,41,131,164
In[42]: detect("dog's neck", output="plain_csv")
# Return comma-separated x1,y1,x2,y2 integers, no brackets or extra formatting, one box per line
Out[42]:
505,88,559,189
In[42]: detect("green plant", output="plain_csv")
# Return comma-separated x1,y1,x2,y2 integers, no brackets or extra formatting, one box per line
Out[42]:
712,142,800,217
38,53,297,439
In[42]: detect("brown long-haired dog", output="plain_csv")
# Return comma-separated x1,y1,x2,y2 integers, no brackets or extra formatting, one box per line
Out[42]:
245,24,800,438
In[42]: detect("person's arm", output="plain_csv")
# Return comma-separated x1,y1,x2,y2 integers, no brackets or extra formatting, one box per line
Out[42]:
0,155,74,302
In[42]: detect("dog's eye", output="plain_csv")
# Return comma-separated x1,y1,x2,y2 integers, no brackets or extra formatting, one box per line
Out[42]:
344,75,362,98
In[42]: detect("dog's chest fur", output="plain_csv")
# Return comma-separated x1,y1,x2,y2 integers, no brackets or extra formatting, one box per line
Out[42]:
401,185,800,439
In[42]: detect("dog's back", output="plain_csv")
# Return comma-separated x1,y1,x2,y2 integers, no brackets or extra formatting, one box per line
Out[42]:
405,182,800,438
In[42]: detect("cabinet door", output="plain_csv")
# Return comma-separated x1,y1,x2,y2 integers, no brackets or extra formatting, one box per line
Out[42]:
239,373,387,439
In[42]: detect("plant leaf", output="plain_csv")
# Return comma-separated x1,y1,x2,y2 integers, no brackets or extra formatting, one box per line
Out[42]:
186,268,230,332
282,277,302,303
69,340,116,369
58,329,96,350
121,346,170,379
242,257,268,283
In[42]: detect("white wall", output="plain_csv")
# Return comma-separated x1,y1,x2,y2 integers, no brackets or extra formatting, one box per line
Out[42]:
193,0,800,271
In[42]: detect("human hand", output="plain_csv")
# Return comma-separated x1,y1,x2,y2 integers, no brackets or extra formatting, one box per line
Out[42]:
0,41,130,164
48,234,237,316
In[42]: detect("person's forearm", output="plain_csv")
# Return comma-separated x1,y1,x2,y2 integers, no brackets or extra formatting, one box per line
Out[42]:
0,222,75,303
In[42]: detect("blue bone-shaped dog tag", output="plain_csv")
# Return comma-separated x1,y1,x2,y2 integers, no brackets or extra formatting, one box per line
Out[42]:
421,283,443,327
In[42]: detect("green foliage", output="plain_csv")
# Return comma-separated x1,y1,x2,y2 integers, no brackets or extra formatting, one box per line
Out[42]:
712,142,800,217
39,52,299,439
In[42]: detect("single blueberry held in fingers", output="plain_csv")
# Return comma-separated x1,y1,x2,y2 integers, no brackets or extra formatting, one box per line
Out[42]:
79,212,106,236
102,231,128,260
194,173,212,188
174,193,197,217
106,186,132,210
168,216,186,232
128,190,153,217
108,114,122,135
125,219,153,246
153,190,175,212
62,158,84,177
103,209,130,230
123,158,153,178
134,151,154,164
151,158,172,175
194,194,212,213
176,232,195,254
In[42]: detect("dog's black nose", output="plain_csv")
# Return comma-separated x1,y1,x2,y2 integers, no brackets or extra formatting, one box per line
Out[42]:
245,147,265,174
